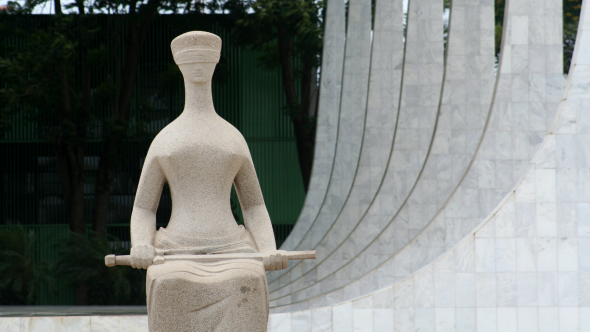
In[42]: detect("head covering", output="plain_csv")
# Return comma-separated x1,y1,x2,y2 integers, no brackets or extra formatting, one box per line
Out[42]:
171,31,222,64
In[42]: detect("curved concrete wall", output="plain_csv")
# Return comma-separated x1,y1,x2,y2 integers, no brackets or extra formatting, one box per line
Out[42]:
268,0,445,304
268,0,590,329
270,0,565,313
268,0,408,292
279,0,345,253
271,0,373,272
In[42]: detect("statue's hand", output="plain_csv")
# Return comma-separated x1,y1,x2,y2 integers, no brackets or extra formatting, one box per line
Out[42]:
263,251,288,271
130,244,155,269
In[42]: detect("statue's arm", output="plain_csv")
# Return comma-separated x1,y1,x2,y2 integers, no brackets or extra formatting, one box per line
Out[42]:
235,156,288,271
234,156,277,253
130,150,165,268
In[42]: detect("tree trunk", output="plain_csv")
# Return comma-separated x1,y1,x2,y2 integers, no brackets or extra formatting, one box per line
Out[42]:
92,14,155,236
276,25,315,192
276,26,298,105
92,136,117,236
53,6,92,303
290,116,314,192
55,52,88,234
55,52,89,305
55,142,86,235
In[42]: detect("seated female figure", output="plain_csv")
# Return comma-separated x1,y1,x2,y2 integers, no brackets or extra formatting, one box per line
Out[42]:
129,31,287,332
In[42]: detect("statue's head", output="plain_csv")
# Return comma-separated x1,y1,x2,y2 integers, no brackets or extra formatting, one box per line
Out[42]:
171,31,222,84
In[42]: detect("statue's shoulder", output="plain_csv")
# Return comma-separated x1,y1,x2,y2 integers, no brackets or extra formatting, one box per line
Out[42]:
216,117,248,148
145,121,181,156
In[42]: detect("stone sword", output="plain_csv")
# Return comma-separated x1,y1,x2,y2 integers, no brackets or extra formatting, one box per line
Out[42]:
105,250,316,267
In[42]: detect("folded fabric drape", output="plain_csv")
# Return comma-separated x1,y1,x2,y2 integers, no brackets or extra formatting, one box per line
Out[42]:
154,225,258,254
147,225,268,332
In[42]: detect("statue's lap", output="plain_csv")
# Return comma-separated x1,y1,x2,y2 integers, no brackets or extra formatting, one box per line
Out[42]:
146,226,269,332
146,260,268,332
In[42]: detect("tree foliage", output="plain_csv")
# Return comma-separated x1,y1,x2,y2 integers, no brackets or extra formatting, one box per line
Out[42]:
0,0,189,304
0,17,97,142
55,232,146,305
563,0,583,73
231,0,324,69
0,224,56,305
228,0,325,191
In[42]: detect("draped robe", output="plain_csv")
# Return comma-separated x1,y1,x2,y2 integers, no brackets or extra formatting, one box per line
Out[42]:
146,225,269,332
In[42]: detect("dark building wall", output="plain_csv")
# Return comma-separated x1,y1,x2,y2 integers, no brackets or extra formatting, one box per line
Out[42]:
0,15,304,231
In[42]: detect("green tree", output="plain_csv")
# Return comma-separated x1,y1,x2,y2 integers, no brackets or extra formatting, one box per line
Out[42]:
227,0,324,192
563,0,583,73
0,0,198,303
0,15,90,239
0,224,56,305
55,232,146,305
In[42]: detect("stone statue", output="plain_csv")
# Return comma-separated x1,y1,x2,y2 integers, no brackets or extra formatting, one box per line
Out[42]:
104,31,315,331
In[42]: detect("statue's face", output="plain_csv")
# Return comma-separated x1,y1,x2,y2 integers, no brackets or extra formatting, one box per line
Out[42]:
178,62,217,84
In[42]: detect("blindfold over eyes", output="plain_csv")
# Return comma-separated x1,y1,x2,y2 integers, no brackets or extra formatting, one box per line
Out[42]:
173,49,220,64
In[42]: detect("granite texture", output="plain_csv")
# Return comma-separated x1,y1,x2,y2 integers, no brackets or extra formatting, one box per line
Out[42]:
129,31,286,331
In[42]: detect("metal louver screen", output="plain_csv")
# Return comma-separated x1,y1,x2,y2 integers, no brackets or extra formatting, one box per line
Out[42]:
0,15,305,228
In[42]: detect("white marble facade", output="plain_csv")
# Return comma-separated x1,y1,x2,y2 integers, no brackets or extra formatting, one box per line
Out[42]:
0,316,149,332
269,0,566,313
265,0,590,330
279,0,345,253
